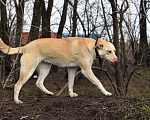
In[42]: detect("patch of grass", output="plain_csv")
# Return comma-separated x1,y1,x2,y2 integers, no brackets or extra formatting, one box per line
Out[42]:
126,69,150,98
99,95,150,120
134,70,150,83
123,95,150,119
97,93,150,120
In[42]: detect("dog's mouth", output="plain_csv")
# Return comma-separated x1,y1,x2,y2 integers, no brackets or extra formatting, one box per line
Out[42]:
112,59,118,63
108,59,118,63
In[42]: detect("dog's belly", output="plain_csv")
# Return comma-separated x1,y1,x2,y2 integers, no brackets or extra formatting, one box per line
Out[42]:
43,58,78,67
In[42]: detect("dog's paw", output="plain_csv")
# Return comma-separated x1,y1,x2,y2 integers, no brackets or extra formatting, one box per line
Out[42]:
46,92,54,96
69,93,78,97
50,92,54,95
15,100,23,104
104,92,112,96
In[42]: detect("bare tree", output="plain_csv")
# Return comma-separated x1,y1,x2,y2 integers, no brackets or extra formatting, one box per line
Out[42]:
1,0,9,45
42,0,53,38
14,0,24,81
14,0,24,47
0,0,11,80
68,0,86,36
72,0,78,37
57,0,69,38
108,0,123,96
139,0,148,65
28,0,42,42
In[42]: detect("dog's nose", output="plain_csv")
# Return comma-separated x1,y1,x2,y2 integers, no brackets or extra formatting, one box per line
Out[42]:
112,59,118,63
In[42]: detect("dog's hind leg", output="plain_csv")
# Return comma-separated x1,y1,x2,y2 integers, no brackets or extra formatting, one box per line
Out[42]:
67,67,78,97
36,62,54,95
14,55,40,104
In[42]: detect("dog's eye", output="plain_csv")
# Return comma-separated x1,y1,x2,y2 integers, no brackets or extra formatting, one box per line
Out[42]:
107,50,111,53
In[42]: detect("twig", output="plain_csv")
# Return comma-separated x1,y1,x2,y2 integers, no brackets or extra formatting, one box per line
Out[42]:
51,70,61,90
0,0,6,6
3,52,21,88
125,67,141,96
56,69,81,96
56,83,68,96
92,67,118,96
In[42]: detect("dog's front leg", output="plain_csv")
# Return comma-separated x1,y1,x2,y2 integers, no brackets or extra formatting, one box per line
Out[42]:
67,67,78,97
81,68,112,96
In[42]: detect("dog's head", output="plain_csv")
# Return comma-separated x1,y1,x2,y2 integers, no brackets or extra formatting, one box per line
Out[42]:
95,38,118,63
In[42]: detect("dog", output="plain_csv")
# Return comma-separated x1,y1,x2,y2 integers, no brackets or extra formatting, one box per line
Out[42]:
0,37,118,104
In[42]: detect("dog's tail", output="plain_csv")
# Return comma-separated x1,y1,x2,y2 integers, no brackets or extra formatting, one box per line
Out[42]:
0,38,23,55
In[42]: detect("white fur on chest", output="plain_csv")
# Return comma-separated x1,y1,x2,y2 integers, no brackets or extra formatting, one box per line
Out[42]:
43,58,78,67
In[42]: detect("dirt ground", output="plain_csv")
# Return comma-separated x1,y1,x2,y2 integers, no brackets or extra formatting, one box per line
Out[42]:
0,95,150,120
0,68,150,120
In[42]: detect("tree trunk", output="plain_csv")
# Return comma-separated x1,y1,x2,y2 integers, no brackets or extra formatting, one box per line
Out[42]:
1,0,11,76
28,0,42,42
139,0,148,65
14,0,24,82
42,0,53,38
1,0,9,45
57,0,68,38
85,0,89,37
72,0,78,37
14,0,24,47
68,0,86,36
109,0,123,97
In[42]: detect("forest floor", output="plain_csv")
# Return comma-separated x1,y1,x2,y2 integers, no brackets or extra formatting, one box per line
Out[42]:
0,67,150,120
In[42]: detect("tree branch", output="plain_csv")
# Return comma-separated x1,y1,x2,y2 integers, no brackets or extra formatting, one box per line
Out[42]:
125,67,141,96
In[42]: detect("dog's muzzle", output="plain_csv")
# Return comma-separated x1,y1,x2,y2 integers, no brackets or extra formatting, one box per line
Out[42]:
112,59,118,63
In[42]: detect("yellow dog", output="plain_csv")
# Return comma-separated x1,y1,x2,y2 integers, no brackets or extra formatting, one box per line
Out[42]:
0,37,118,104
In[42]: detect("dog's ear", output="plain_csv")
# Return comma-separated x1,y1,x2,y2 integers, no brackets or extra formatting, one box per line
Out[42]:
96,44,103,49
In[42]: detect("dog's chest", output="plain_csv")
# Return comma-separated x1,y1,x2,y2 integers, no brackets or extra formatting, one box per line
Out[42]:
43,58,78,67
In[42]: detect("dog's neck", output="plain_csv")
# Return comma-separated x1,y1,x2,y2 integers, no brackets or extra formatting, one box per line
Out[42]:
95,39,99,58
85,38,100,59
84,39,97,59
95,39,102,69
